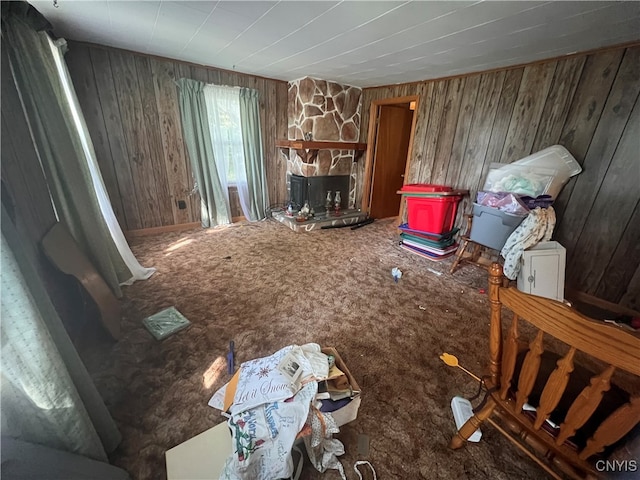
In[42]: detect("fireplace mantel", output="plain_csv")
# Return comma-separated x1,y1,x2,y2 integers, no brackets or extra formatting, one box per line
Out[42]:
276,140,367,163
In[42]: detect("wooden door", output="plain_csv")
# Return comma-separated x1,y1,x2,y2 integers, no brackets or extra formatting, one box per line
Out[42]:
369,104,414,218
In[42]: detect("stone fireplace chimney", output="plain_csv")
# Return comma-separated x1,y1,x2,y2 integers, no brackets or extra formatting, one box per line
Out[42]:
285,77,362,208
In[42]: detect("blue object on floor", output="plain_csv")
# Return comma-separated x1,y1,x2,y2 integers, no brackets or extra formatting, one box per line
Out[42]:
227,340,235,374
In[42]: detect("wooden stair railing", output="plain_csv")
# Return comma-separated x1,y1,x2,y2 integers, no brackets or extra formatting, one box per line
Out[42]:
450,263,640,479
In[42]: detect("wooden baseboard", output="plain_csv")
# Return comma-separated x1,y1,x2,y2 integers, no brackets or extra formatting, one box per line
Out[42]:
125,217,248,238
125,222,201,238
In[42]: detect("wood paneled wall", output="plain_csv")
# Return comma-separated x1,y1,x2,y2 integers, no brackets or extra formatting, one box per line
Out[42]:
359,45,640,310
66,42,289,231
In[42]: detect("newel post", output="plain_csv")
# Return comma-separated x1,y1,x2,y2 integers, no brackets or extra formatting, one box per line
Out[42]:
488,263,503,386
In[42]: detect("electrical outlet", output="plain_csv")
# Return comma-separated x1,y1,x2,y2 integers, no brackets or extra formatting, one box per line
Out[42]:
178,200,187,210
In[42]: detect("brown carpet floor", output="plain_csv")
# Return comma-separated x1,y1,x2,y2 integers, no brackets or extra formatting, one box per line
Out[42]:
80,218,547,480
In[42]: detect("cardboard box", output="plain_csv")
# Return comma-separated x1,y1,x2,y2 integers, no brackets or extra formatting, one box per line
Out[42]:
321,347,361,426
165,422,231,480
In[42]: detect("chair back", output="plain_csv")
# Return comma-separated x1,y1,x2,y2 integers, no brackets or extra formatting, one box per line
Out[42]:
487,263,640,474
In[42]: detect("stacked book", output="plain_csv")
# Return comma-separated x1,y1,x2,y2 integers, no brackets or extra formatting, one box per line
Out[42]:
399,223,459,262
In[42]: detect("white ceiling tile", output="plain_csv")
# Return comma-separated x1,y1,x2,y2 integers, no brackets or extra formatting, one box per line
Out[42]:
285,0,550,70
219,1,339,57
27,0,640,87
32,0,110,21
235,2,366,66
266,0,416,55
340,1,470,39
216,1,278,18
257,2,421,68
108,1,161,31
151,3,209,46
200,8,256,37
31,0,111,40
169,1,218,14
524,15,636,52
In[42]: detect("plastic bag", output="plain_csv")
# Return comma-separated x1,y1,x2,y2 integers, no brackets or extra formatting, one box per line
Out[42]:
483,163,556,198
476,192,529,215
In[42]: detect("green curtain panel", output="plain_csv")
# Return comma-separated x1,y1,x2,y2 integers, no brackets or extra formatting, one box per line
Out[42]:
176,78,231,227
1,206,122,461
239,87,270,221
1,5,131,296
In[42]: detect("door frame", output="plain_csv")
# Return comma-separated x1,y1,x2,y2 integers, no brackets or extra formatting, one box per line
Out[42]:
361,95,420,216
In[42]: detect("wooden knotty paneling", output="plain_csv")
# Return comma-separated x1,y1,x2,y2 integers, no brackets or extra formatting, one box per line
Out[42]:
553,49,626,221
430,77,466,185
65,45,126,226
444,75,481,186
66,42,288,230
150,58,193,225
109,50,163,228
360,44,640,309
480,68,523,186
567,100,639,301
499,62,556,164
88,47,142,230
408,83,434,182
554,48,640,253
135,55,175,226
456,72,505,221
530,56,586,153
413,81,446,183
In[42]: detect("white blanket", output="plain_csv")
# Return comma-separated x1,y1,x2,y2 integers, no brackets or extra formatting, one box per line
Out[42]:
220,381,318,480
501,207,555,280
210,344,330,480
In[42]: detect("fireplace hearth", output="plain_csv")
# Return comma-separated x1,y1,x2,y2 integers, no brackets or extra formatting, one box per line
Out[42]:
272,207,368,232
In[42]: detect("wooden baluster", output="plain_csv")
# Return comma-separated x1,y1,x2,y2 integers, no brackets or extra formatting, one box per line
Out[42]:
515,330,545,413
534,347,576,430
488,263,503,386
555,366,615,446
579,396,640,460
500,313,519,400
450,397,497,449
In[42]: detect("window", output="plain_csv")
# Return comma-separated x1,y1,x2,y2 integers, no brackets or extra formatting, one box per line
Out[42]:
217,107,241,184
203,85,245,188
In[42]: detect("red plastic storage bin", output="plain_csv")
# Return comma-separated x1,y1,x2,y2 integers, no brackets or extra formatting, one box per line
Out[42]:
406,195,462,234
401,184,452,193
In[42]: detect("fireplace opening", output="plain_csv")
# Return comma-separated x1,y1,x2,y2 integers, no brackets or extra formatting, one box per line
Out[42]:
289,174,350,213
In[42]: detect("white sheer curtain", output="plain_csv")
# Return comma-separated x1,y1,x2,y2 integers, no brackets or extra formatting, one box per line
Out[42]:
203,85,252,220
49,37,154,286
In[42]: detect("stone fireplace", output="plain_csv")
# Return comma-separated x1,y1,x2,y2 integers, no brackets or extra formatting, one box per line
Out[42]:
285,77,362,209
